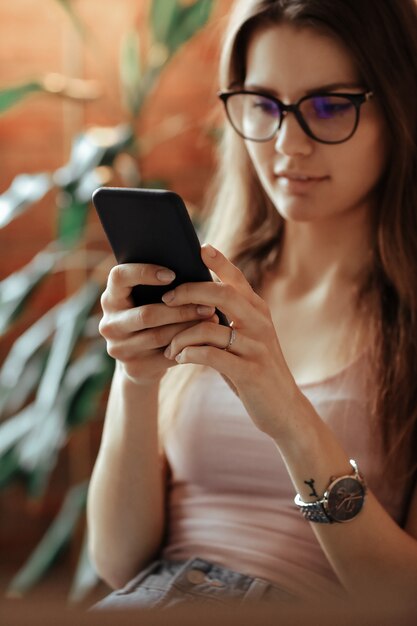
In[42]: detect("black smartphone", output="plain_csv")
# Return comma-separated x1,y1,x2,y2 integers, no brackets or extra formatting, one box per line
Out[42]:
92,186,229,326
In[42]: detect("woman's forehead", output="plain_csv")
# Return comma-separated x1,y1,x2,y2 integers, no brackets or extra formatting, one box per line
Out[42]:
244,23,361,98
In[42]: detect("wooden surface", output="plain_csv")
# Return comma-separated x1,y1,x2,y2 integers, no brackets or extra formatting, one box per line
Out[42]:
1,597,417,626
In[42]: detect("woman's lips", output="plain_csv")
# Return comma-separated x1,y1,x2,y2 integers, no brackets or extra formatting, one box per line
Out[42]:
276,173,329,193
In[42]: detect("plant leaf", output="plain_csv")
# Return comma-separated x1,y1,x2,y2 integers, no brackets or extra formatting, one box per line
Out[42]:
0,448,21,489
0,283,101,492
57,197,89,246
53,125,134,191
0,303,60,420
150,0,214,58
0,82,44,114
72,168,109,204
0,248,65,336
65,341,114,429
150,0,178,46
120,30,143,118
13,284,100,488
68,527,99,603
53,134,106,189
0,404,37,457
0,350,48,420
34,282,101,414
94,124,135,167
0,172,52,229
7,481,89,596
54,0,86,38
25,460,57,498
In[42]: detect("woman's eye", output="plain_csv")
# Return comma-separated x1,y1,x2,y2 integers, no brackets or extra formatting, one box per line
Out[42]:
310,97,353,119
253,98,279,116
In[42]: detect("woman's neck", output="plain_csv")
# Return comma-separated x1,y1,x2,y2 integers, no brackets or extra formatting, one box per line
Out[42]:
276,206,373,295
260,206,374,384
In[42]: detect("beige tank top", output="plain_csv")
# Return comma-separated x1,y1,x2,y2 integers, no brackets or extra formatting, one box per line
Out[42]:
162,358,408,600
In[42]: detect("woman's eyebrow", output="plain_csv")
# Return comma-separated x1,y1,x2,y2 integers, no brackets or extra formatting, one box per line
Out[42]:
304,81,365,94
243,81,364,96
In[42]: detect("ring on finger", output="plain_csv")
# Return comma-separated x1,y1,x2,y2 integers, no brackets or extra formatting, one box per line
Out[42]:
224,324,237,351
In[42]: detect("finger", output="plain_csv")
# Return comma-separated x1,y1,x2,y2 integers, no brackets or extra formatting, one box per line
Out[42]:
160,245,265,326
201,244,258,303
164,321,233,359
106,318,215,361
161,280,263,329
122,350,178,382
102,303,216,339
164,321,255,362
173,344,239,377
104,263,176,309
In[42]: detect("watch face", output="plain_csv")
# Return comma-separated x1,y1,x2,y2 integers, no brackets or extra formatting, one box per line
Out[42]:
326,476,365,523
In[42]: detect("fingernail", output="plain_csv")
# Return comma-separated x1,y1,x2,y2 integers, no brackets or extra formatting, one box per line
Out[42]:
164,345,172,359
175,351,184,363
203,244,217,258
162,290,175,303
197,305,215,316
157,269,175,283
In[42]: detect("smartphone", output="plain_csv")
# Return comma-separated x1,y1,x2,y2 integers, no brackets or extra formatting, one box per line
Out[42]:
92,186,229,326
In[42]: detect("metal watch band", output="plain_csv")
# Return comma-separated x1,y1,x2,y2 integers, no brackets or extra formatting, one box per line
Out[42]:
294,494,333,523
294,459,366,524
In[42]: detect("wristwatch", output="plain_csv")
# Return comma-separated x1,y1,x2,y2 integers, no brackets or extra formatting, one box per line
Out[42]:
294,459,367,523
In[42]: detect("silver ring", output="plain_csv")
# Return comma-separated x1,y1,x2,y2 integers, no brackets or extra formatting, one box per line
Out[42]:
224,325,237,351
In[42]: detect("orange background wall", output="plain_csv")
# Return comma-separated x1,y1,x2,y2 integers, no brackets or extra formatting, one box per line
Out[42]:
0,0,233,600
0,0,233,279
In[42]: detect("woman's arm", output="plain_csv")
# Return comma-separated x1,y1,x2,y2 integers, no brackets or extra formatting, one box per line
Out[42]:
87,365,166,590
87,262,217,589
276,392,417,603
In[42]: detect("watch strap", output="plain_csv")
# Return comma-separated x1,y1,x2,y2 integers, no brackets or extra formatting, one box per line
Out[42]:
294,494,333,523
294,459,366,524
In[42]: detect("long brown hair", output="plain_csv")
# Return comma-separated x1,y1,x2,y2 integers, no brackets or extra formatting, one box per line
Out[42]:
161,0,417,492
202,0,417,488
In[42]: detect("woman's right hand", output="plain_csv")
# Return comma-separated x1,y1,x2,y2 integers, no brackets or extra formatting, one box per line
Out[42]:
98,263,217,385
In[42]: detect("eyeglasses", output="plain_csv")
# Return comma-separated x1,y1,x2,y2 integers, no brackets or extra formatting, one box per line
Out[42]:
218,89,374,145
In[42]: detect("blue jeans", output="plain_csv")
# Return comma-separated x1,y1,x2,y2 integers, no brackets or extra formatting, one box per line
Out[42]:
93,557,297,610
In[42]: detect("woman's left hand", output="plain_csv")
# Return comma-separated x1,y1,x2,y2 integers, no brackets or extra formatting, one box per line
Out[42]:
162,244,302,439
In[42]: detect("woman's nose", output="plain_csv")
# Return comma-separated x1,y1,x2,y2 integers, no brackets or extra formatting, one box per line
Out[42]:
274,112,313,157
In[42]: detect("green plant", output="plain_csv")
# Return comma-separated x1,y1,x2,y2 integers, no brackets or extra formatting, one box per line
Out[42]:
0,0,214,601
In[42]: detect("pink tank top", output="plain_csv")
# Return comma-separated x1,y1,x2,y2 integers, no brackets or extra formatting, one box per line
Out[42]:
162,359,408,599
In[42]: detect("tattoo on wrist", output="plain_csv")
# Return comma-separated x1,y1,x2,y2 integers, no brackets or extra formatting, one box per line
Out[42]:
304,479,318,498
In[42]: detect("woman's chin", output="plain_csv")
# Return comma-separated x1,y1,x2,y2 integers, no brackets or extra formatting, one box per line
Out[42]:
272,196,325,223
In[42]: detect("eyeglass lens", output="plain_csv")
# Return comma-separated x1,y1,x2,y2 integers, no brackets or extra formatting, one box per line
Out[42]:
226,93,358,143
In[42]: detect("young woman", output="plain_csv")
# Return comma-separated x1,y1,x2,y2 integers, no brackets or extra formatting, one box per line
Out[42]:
87,0,417,610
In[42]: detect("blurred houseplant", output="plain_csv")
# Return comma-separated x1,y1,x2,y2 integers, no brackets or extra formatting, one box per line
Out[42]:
0,0,214,601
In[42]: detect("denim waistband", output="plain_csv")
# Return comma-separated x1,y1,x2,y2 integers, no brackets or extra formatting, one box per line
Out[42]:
94,557,297,610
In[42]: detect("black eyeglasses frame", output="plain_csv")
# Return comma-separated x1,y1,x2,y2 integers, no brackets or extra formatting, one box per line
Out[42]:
218,89,374,145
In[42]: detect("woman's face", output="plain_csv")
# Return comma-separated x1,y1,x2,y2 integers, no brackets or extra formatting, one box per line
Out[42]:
242,23,388,224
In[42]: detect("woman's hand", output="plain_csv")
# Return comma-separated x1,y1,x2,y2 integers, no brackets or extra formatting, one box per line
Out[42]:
99,262,218,386
162,244,302,438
